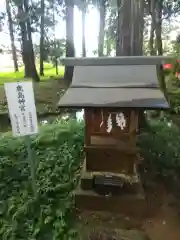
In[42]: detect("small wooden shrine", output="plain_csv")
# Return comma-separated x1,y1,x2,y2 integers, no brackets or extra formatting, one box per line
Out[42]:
58,56,169,215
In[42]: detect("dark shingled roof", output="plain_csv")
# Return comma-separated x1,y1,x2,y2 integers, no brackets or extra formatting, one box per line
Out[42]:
58,57,169,109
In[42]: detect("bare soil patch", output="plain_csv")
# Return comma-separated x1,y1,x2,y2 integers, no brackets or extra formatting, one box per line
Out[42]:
77,182,180,240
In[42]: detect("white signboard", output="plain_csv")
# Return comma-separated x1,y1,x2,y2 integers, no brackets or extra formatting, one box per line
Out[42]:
4,82,38,137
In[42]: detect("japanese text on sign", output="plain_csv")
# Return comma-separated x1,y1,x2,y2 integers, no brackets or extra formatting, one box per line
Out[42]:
4,82,38,137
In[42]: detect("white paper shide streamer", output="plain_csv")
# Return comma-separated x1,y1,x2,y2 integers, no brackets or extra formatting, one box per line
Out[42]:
116,113,126,130
100,112,126,133
107,113,113,133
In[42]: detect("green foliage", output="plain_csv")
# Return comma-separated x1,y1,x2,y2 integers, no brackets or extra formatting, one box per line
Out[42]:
0,12,5,31
161,58,180,114
165,67,180,114
0,120,84,239
138,120,180,179
49,39,66,62
35,39,66,64
0,115,180,239
169,89,180,114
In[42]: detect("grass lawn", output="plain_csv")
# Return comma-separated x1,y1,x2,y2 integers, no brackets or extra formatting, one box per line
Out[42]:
0,63,65,84
0,63,66,114
0,80,66,114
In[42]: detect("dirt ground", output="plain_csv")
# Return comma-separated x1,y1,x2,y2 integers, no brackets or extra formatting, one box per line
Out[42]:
77,183,180,240
142,195,180,240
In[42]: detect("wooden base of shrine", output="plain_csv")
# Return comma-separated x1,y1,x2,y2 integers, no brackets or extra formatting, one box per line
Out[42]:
80,159,142,193
74,161,154,217
75,185,147,217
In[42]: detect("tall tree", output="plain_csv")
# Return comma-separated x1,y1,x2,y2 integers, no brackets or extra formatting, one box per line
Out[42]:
116,0,131,56
5,0,19,72
104,1,117,56
39,0,45,76
98,0,106,56
147,0,180,56
82,1,86,57
75,0,87,56
155,0,163,56
148,0,156,55
147,0,162,56
17,0,40,82
64,0,75,85
52,0,59,75
17,2,30,77
116,0,144,56
130,0,144,55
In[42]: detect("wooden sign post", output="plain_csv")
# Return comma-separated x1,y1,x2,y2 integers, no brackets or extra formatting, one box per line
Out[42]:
5,82,38,197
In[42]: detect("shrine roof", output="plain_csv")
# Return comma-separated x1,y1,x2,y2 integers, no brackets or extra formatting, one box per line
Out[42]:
58,57,169,109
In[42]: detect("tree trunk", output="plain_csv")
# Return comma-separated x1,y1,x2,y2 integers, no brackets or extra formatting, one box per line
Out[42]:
6,0,19,72
53,0,58,75
18,5,30,77
149,19,155,55
40,0,45,76
24,0,40,82
116,0,131,56
130,0,144,55
82,7,86,57
64,0,75,85
116,0,144,56
55,57,58,75
149,0,156,55
98,0,106,56
155,1,163,56
116,0,121,56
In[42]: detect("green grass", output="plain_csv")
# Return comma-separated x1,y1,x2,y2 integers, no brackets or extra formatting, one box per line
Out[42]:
0,79,66,114
0,63,65,84
0,63,66,114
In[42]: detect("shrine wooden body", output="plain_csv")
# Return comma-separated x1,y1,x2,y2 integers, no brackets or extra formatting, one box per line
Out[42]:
84,108,140,175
